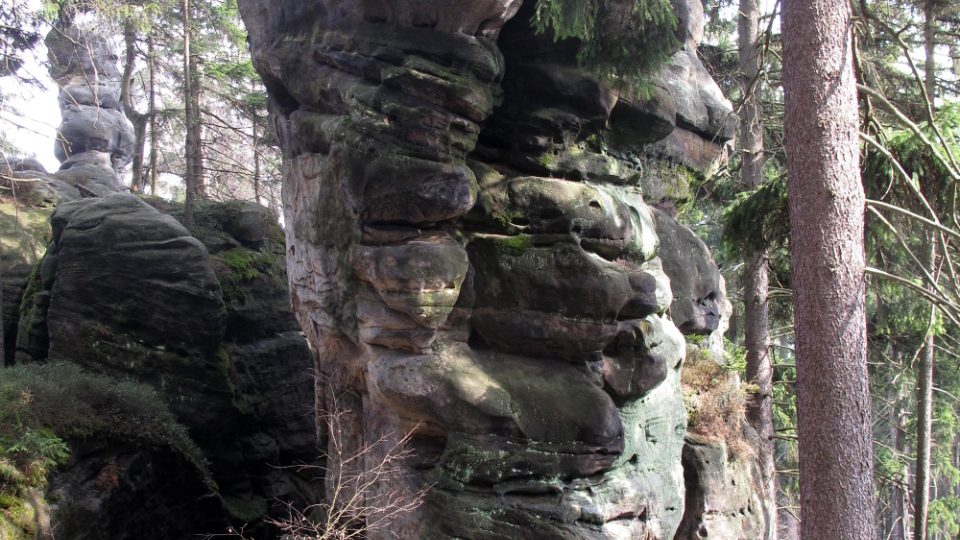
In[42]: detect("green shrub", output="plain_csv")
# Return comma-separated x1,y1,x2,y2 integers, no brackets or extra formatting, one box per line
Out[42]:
0,362,211,536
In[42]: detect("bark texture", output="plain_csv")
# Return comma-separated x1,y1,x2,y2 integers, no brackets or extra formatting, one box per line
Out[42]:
739,0,776,536
782,0,876,536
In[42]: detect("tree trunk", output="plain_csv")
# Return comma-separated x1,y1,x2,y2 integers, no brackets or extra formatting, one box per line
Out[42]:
252,118,261,204
782,0,876,536
914,243,936,540
182,0,195,227
923,0,937,104
121,19,147,192
251,78,261,205
914,14,939,535
148,34,158,196
891,362,910,540
739,0,776,537
189,49,204,198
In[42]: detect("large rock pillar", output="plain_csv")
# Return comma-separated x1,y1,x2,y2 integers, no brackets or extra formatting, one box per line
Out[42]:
45,20,134,196
240,1,736,537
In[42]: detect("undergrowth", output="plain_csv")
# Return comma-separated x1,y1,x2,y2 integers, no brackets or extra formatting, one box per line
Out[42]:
0,362,210,536
681,347,753,461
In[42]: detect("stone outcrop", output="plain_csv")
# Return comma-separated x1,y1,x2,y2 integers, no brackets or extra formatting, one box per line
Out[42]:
8,195,320,536
44,21,134,197
239,0,757,538
676,435,768,540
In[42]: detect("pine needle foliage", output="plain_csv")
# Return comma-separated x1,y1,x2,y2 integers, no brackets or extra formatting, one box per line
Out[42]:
532,0,680,92
721,174,789,258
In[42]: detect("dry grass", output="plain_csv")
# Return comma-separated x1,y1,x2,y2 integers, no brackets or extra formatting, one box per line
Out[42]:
681,349,753,461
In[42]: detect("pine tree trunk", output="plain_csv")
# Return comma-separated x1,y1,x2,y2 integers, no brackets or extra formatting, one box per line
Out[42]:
914,241,936,540
148,34,158,196
182,0,195,228
252,120,261,204
739,0,776,537
782,0,876,536
923,0,937,104
121,19,147,192
189,49,204,198
251,78,261,205
914,16,938,536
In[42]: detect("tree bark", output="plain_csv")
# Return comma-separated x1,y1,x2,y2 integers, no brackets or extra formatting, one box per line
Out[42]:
189,48,205,198
782,0,876,536
739,0,776,537
923,0,937,104
914,15,939,535
914,242,936,540
148,33,158,196
121,19,147,192
182,0,195,227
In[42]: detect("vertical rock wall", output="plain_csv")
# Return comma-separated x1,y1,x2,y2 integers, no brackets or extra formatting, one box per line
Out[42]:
239,0,741,537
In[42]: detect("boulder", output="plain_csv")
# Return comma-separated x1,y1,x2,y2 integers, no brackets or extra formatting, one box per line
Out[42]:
653,209,726,336
10,196,320,534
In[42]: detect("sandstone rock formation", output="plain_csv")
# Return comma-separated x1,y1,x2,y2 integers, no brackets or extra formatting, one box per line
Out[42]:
239,0,754,537
44,21,134,197
675,434,768,540
7,195,320,536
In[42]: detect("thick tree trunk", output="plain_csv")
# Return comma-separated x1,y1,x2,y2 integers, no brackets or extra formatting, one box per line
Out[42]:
782,0,876,537
739,0,776,537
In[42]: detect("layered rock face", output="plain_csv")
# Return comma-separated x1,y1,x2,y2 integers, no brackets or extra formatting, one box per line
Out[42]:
240,0,739,537
9,196,320,536
44,21,134,197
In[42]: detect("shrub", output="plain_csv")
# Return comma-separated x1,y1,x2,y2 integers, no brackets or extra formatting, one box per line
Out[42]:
0,362,210,537
681,348,753,461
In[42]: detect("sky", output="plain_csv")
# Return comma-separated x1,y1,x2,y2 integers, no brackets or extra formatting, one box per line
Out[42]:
0,0,60,172
1,39,61,172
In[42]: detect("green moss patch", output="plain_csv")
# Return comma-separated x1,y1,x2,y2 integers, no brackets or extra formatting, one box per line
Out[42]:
0,200,53,270
212,247,284,307
495,235,534,256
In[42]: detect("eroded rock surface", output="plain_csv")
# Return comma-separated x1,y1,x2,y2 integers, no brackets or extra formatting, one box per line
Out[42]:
12,195,320,536
675,435,767,540
239,0,744,537
45,22,134,196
